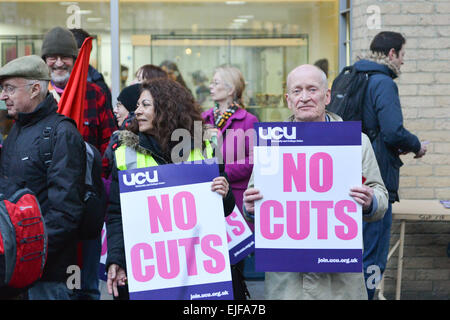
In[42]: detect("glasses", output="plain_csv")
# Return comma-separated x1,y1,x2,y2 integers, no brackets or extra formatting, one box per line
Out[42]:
0,83,36,96
46,55,73,64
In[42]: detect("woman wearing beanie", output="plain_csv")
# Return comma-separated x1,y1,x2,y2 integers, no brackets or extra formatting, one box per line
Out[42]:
103,84,140,179
114,83,140,130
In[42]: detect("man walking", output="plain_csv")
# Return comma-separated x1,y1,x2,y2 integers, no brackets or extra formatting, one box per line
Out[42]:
354,31,427,299
0,55,86,300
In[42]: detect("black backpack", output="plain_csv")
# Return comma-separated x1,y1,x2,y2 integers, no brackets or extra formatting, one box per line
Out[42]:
326,65,379,124
39,115,106,240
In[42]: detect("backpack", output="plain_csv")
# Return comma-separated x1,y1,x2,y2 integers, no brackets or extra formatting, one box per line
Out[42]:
326,65,379,134
39,115,107,240
0,178,47,297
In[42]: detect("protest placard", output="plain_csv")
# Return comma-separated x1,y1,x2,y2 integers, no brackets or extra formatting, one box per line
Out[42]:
119,162,233,300
253,121,363,273
99,223,107,281
226,206,254,265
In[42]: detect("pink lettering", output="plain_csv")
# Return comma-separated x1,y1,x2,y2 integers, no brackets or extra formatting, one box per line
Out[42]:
178,237,200,276
148,194,172,233
202,234,226,274
283,153,306,192
130,243,154,282
309,152,333,192
311,201,333,239
286,201,310,240
334,200,358,240
173,191,197,230
155,240,180,279
226,211,245,237
260,200,284,240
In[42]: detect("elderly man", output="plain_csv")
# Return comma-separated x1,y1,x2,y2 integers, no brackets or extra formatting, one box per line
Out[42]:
0,55,86,300
243,64,388,300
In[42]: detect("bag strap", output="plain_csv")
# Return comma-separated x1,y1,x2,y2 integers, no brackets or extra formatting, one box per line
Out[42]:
39,115,73,169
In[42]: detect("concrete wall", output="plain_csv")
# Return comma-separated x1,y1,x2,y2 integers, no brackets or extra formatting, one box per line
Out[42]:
352,0,450,299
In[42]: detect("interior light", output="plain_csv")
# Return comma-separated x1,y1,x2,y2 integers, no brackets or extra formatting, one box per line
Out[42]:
226,1,246,5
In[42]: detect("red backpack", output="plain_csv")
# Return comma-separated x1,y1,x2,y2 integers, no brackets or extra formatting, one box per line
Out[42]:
0,179,47,297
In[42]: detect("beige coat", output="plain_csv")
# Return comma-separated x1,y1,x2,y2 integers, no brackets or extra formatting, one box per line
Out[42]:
247,111,388,300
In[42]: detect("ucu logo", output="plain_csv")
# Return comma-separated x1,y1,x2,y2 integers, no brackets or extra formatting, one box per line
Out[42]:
259,126,296,140
123,170,159,186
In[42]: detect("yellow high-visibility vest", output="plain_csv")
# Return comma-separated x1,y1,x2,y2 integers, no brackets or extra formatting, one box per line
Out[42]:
115,139,214,171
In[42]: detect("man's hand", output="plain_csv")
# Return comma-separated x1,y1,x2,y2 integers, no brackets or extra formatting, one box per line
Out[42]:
107,264,127,297
414,141,428,159
243,188,263,214
349,185,374,211
211,176,229,198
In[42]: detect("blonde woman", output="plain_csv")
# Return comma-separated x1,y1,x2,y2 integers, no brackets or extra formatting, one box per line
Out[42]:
202,66,258,300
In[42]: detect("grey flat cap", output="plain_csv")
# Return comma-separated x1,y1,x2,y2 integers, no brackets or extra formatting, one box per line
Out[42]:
0,55,51,81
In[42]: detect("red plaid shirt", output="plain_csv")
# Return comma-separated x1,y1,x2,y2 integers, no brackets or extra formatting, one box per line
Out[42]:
50,81,117,157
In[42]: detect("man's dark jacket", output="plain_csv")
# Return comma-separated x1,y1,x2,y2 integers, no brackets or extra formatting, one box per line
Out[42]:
354,58,421,202
0,94,86,282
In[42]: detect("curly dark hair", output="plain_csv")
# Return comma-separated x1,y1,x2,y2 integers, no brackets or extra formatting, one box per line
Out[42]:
140,78,204,159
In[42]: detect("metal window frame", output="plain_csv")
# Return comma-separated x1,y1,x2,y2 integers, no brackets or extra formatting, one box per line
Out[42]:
339,0,352,72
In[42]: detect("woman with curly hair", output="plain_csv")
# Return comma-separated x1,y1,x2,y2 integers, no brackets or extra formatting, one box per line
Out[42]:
105,78,235,299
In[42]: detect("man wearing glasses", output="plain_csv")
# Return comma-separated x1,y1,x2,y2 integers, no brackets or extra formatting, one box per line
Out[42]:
40,26,117,300
0,55,86,300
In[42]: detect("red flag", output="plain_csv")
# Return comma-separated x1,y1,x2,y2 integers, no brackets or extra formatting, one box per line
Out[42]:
57,37,93,135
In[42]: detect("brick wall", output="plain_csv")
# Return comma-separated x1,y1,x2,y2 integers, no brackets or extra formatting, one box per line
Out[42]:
351,0,450,300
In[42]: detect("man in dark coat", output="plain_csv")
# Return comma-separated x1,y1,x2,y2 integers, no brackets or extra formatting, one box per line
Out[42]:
354,31,427,299
0,55,86,299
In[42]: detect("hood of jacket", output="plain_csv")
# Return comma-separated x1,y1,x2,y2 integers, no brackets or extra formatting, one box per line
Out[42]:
354,52,399,79
117,129,200,164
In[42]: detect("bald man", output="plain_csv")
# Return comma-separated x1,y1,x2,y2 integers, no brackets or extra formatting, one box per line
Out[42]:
243,65,388,300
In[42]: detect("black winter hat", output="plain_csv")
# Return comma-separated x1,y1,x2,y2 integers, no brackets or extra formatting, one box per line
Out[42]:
41,26,78,60
117,84,141,112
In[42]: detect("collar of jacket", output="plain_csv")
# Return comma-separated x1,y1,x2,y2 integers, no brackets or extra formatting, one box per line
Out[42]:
118,129,208,164
204,106,247,131
16,94,57,126
355,52,400,78
286,110,342,123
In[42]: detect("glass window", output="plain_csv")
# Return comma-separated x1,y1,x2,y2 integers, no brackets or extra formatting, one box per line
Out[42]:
120,0,339,120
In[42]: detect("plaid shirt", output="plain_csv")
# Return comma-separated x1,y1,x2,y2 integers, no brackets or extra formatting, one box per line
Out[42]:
50,81,117,157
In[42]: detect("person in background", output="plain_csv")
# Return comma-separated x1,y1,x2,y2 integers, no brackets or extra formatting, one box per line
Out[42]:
314,58,329,79
202,65,259,300
105,78,235,299
0,102,13,146
160,60,189,90
191,70,210,106
41,26,117,300
354,31,427,299
130,64,167,85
